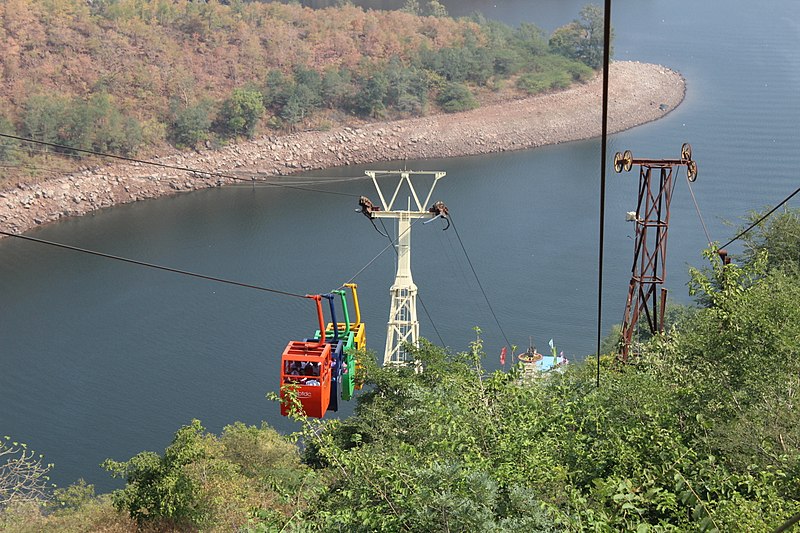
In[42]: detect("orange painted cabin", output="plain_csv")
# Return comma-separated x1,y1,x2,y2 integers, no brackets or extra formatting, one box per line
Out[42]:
280,340,332,418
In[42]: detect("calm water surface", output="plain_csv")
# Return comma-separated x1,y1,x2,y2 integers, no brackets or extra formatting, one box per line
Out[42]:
1,1,798,490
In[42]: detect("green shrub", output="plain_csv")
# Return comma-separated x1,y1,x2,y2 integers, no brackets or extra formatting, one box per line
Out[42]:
0,116,19,162
436,82,478,113
215,87,265,138
103,420,227,528
516,70,571,94
170,101,213,148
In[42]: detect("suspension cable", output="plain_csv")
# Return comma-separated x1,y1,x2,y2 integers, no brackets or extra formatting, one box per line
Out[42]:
720,185,800,250
448,215,513,351
338,216,424,288
337,238,396,288
370,217,391,238
0,230,308,299
0,133,360,198
686,175,714,246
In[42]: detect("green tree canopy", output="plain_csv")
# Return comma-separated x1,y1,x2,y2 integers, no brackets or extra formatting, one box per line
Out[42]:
169,101,213,148
0,116,19,163
437,82,478,113
550,4,610,69
215,87,265,138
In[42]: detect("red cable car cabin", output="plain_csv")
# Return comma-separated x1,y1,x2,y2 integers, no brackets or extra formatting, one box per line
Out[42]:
280,295,332,418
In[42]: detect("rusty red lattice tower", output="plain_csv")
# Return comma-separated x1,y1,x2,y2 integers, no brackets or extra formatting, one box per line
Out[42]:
615,144,698,361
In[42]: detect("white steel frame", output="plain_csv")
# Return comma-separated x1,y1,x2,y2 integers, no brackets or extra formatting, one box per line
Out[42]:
365,170,446,367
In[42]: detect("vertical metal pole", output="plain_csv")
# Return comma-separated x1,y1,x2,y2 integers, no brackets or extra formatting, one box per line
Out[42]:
596,0,613,387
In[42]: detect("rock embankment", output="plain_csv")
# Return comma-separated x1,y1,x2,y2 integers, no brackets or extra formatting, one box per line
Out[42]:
0,61,684,236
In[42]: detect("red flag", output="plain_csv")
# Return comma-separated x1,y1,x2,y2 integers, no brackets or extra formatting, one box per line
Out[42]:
500,346,507,366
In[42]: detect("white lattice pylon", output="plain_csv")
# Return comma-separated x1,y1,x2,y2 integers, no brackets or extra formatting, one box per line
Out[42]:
384,211,419,366
364,170,446,367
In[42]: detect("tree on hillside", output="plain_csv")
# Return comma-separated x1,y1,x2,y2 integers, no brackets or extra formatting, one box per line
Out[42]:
215,87,265,138
169,100,213,148
263,70,290,111
403,0,447,18
351,70,389,118
738,207,800,271
514,22,549,57
68,93,143,155
437,81,477,113
0,116,19,163
320,66,353,109
104,420,310,530
385,56,427,115
22,94,70,149
20,92,142,156
549,4,610,69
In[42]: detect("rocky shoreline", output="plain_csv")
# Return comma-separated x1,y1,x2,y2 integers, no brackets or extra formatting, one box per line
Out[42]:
0,61,685,236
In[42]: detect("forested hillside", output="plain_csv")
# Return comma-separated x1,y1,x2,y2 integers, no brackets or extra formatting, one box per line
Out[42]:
0,0,602,185
2,208,799,531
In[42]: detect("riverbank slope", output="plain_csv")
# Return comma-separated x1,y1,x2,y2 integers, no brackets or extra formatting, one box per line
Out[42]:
0,61,684,236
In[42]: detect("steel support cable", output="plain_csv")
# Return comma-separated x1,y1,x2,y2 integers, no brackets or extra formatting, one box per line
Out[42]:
0,230,308,299
447,215,513,351
228,174,371,186
4,143,85,160
595,0,613,388
719,185,800,250
369,217,391,238
0,163,64,175
338,216,425,288
0,133,359,198
240,171,405,191
378,218,446,348
239,181,358,197
773,509,800,533
686,175,714,246
333,216,452,349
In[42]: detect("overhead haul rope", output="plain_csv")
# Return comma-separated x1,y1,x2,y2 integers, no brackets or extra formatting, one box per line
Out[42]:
5,143,85,160
0,211,450,309
321,213,450,347
368,217,391,239
228,174,372,187
0,230,308,299
0,133,360,198
338,216,426,289
595,0,613,388
0,162,64,175
448,215,513,352
719,184,800,250
686,174,714,247
377,218,446,348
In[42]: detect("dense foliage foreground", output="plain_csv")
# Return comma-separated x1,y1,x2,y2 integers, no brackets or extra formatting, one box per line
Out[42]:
2,210,800,531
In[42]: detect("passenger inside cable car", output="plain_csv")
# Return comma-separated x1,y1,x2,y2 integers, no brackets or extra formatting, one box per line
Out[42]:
279,295,333,418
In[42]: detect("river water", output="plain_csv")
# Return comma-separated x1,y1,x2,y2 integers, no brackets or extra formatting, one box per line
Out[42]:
1,1,798,491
